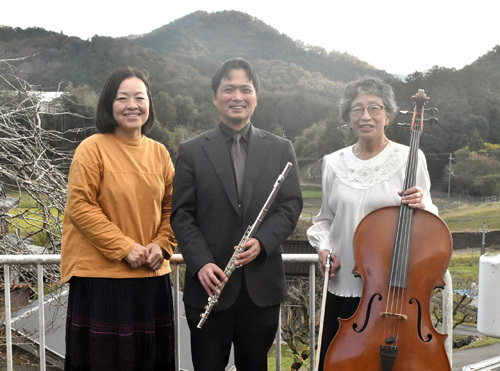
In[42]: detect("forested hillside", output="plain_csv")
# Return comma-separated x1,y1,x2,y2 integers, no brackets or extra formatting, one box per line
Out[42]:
1,10,499,196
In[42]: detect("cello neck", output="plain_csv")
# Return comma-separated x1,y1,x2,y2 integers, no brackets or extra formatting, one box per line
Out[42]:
390,90,429,289
401,89,427,195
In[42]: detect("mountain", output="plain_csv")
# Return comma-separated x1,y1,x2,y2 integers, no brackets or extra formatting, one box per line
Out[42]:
0,27,201,92
0,10,395,142
0,11,392,91
135,10,392,83
0,11,499,163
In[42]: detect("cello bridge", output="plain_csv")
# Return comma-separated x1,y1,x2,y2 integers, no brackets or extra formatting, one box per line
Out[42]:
380,312,407,320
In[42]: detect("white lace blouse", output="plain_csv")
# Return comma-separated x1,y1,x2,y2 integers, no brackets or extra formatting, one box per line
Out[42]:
307,141,438,297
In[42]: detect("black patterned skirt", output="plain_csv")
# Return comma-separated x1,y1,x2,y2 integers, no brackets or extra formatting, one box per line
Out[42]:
65,275,175,370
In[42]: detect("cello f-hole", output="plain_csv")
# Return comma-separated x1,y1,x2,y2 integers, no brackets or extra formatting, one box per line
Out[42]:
353,293,383,333
409,297,433,343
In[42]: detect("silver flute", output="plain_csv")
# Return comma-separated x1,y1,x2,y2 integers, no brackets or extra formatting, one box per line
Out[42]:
197,162,293,328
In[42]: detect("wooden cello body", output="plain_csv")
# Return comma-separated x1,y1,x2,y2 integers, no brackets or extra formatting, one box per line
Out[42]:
324,90,453,370
324,207,452,370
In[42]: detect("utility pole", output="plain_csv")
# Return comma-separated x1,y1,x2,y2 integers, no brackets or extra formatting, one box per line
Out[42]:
447,153,452,203
482,223,486,255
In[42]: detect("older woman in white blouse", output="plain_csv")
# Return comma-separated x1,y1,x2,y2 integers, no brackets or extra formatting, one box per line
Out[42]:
307,76,438,370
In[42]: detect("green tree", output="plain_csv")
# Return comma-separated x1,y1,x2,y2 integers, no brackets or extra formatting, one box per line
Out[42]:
147,124,177,154
446,146,500,197
154,91,177,130
467,130,486,152
294,116,349,162
191,102,218,133
174,94,196,129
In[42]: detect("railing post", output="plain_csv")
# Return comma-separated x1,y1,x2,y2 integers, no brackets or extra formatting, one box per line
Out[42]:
443,270,453,366
4,264,13,371
37,264,46,371
481,223,486,255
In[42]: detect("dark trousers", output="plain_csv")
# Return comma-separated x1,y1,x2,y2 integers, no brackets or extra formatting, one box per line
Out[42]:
318,293,360,371
185,284,280,371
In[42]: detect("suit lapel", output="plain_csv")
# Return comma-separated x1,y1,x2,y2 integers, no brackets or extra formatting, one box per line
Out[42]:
202,126,240,214
243,126,270,214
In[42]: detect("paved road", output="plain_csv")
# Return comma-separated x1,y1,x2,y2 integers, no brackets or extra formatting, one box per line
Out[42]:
452,324,500,370
453,342,500,370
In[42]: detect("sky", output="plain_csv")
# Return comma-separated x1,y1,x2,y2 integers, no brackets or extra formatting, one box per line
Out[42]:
1,0,499,76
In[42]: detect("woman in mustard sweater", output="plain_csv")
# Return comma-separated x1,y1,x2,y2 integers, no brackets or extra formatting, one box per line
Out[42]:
61,67,177,370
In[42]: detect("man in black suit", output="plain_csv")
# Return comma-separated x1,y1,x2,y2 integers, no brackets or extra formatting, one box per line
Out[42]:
171,58,303,370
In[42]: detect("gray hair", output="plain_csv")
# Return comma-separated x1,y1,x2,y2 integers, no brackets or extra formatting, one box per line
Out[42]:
340,76,398,124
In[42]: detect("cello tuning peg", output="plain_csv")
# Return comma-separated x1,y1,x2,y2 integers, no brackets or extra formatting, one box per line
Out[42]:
399,110,413,116
427,117,438,125
425,107,438,115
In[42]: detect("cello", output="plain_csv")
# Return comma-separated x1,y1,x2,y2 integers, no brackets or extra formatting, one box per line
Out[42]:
324,90,453,370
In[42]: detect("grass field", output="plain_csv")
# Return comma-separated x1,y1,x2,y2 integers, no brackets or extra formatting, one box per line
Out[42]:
5,189,39,208
438,201,500,232
5,190,63,246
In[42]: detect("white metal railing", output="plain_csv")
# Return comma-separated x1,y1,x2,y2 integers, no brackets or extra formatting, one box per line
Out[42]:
1,254,60,371
1,254,454,371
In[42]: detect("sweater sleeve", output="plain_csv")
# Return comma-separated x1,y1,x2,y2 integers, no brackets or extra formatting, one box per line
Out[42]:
65,142,134,261
151,147,177,258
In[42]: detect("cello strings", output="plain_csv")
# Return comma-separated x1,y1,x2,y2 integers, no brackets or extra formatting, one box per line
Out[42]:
395,126,421,343
385,111,423,345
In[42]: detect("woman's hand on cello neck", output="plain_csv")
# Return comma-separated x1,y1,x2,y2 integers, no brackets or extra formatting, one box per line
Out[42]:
399,186,425,210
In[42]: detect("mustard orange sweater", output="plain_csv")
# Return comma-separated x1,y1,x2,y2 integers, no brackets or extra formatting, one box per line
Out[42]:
61,133,176,283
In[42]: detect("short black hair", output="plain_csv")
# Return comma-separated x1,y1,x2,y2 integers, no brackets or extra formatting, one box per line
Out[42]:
211,58,260,96
95,67,155,135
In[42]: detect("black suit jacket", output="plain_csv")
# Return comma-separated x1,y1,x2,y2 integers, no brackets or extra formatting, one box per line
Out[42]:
171,123,303,310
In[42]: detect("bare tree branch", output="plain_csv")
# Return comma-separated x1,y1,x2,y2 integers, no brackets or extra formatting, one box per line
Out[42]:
0,58,92,355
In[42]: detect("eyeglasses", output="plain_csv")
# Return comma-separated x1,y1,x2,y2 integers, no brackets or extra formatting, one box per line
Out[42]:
349,105,386,118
